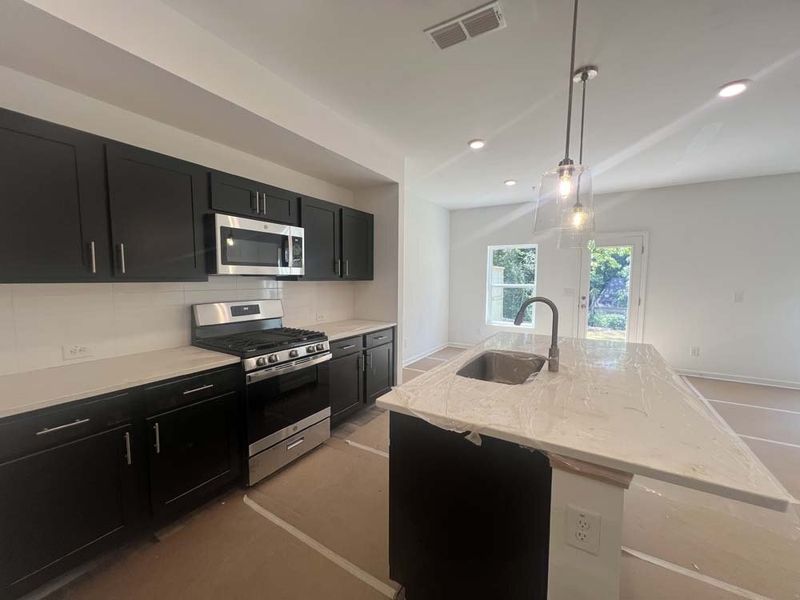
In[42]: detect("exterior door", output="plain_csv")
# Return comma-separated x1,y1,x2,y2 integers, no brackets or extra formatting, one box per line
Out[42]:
577,233,647,343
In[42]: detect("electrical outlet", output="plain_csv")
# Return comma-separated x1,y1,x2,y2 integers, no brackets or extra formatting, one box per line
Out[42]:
689,346,701,358
566,505,601,555
315,313,326,322
62,344,94,361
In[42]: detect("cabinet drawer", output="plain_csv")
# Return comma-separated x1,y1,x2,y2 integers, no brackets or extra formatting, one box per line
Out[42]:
144,366,239,416
365,328,394,348
330,335,364,358
0,392,131,462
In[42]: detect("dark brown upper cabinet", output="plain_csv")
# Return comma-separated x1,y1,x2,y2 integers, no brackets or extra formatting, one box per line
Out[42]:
106,143,207,281
299,196,341,280
0,109,110,282
210,171,299,225
341,207,374,280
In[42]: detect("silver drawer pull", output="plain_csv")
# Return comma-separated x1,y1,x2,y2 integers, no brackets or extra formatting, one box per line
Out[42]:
339,344,356,350
183,384,214,395
374,335,387,340
36,417,90,436
286,437,305,451
89,241,97,274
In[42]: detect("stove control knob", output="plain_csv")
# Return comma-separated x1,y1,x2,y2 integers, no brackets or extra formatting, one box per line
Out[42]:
307,345,316,353
289,349,299,358
256,357,266,367
315,343,325,351
268,355,279,364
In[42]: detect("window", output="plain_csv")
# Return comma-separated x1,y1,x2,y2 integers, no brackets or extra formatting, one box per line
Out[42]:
486,244,537,327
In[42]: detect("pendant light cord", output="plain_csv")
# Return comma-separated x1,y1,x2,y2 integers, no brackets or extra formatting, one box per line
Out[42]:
579,74,587,164
563,0,579,162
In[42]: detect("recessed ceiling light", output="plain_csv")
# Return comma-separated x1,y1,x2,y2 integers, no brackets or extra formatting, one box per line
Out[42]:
718,80,750,98
504,179,517,186
468,139,486,150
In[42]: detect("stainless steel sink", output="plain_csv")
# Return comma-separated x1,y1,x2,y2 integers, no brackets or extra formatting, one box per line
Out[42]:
456,351,548,385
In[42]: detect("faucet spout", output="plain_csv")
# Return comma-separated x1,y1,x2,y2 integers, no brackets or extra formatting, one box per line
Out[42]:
514,296,560,372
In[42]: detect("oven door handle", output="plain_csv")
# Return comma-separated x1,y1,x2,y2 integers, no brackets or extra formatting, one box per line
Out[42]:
246,352,332,385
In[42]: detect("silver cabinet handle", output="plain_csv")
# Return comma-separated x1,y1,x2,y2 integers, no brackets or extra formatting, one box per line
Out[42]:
339,344,356,350
89,241,97,274
36,417,90,436
345,259,350,277
153,422,161,454
252,191,260,213
368,353,374,370
286,437,305,451
124,431,132,465
336,259,342,276
374,335,387,340
119,243,126,274
260,194,267,215
183,384,214,395
277,247,283,265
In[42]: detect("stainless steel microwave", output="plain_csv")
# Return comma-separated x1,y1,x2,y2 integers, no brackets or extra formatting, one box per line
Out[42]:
214,213,304,276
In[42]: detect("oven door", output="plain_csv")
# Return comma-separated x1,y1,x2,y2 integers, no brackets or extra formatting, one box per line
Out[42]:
214,213,304,276
245,353,331,457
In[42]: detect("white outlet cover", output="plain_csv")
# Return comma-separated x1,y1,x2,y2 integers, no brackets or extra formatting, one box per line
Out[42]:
566,505,601,555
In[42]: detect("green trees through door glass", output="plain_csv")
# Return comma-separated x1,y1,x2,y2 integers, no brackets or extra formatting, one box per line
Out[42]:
587,242,632,341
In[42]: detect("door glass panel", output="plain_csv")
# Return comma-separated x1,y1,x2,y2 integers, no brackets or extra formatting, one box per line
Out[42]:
587,242,632,341
221,226,283,267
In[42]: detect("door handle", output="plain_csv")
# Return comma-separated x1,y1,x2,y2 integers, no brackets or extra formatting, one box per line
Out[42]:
89,241,97,274
153,422,161,454
118,243,126,274
124,431,132,465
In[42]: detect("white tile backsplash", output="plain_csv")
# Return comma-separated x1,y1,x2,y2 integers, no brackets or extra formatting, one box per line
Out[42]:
0,278,355,375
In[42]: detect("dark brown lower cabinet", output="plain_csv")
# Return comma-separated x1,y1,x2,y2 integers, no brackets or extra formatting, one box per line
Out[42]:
328,351,364,425
147,392,240,520
365,342,394,404
0,425,138,598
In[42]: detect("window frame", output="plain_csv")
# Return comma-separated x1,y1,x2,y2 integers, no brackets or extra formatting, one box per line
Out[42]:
485,243,538,329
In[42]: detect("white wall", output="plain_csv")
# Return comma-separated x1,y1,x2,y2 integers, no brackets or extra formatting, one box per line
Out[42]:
403,194,450,363
449,173,800,386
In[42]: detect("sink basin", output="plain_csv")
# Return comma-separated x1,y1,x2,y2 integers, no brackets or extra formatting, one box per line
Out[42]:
456,351,547,385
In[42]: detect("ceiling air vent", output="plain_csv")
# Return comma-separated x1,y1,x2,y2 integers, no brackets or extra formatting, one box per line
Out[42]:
425,2,506,50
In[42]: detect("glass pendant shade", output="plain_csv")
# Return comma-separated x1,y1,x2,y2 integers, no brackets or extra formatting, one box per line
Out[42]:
535,162,594,246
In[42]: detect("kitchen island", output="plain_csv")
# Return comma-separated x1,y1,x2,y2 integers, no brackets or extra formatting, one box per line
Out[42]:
378,332,795,600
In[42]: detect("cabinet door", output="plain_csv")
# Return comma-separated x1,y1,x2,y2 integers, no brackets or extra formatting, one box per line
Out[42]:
210,171,260,218
329,352,364,424
300,197,341,280
210,172,299,225
0,109,109,282
106,143,207,281
147,392,239,518
0,426,137,596
365,342,394,404
341,207,374,280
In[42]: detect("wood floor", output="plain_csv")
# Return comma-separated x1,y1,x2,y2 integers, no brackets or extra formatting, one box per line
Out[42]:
35,348,800,600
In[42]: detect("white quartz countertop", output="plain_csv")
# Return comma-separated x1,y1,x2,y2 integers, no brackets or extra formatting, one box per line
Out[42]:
0,347,240,420
378,332,795,512
303,319,396,342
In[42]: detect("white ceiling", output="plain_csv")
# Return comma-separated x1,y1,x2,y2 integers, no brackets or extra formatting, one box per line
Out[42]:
163,0,800,208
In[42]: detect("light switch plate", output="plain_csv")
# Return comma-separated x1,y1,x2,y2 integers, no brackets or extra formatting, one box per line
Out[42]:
566,505,601,555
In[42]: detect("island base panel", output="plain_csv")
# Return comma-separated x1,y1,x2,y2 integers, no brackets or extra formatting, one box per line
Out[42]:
388,411,551,599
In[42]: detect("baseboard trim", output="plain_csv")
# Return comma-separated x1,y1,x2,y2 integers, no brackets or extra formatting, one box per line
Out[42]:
402,343,449,367
677,369,800,391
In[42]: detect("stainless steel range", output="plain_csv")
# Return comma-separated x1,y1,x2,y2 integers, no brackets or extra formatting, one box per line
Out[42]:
191,300,331,485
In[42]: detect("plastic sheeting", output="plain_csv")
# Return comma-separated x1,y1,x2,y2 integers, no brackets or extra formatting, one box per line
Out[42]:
384,332,796,511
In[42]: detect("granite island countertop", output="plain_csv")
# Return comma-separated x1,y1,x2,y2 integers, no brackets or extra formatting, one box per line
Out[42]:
378,332,796,512
0,347,240,420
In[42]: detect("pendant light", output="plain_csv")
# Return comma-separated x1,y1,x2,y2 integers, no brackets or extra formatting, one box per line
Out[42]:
533,0,597,248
